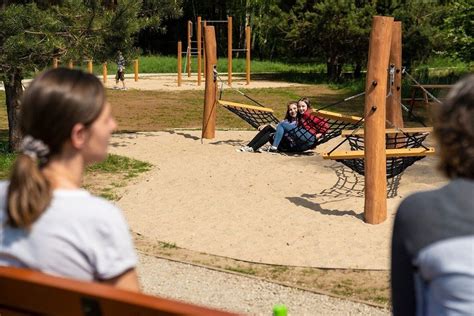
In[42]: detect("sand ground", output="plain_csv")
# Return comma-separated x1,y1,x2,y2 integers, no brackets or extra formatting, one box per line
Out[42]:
109,130,445,270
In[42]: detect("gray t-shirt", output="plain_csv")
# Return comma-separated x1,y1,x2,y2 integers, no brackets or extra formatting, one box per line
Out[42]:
0,181,137,281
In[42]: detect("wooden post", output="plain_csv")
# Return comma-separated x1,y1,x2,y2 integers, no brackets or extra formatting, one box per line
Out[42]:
364,16,394,225
202,26,217,139
187,20,192,78
387,21,403,128
203,21,207,79
52,58,58,69
134,59,139,82
245,25,251,85
177,41,182,87
102,62,107,83
197,16,202,86
227,16,233,86
87,60,93,74
68,60,73,69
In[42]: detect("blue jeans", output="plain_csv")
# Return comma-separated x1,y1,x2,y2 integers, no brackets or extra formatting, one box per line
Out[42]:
272,122,316,148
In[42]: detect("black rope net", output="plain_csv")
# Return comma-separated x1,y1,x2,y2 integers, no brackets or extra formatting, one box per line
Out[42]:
221,104,280,129
222,104,362,152
336,132,430,178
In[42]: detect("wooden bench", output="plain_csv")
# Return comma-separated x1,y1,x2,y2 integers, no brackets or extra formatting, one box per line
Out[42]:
0,266,239,316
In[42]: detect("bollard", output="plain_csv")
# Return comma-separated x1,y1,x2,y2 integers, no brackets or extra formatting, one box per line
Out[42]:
102,62,107,84
87,60,93,74
134,59,138,82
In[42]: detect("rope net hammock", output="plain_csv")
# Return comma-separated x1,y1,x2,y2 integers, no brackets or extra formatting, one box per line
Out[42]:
218,100,363,152
330,131,432,178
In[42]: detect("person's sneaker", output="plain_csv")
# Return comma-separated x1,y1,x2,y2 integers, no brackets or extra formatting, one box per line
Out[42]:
267,146,278,152
240,146,254,152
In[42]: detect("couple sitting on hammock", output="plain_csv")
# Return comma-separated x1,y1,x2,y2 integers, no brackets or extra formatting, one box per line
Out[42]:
239,97,329,153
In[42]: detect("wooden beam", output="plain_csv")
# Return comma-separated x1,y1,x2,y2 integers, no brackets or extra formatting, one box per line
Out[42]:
340,127,433,136
218,100,274,113
202,26,218,139
364,16,393,224
322,147,435,160
386,21,403,128
314,110,362,124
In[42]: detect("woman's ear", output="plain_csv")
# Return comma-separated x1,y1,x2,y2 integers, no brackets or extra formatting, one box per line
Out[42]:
70,123,88,149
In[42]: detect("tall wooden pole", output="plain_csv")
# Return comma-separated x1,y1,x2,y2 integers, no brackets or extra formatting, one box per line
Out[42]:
87,60,93,74
202,26,217,139
177,41,182,87
227,16,233,85
387,21,403,128
187,20,192,77
102,62,107,83
245,25,251,85
52,58,58,69
197,16,202,86
134,59,139,82
364,16,393,225
203,21,207,79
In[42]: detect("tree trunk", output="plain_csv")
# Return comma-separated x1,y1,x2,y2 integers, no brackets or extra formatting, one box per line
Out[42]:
326,55,338,82
4,69,23,151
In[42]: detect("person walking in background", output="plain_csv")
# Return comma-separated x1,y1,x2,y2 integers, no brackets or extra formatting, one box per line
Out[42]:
115,50,126,90
391,74,474,315
0,68,139,291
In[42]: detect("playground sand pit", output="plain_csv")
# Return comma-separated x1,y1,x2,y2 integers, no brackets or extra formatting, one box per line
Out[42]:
109,130,446,270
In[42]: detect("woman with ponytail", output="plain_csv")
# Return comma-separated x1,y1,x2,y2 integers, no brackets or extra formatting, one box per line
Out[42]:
0,68,139,291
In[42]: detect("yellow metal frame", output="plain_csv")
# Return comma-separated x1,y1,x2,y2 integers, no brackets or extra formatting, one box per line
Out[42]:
322,147,436,160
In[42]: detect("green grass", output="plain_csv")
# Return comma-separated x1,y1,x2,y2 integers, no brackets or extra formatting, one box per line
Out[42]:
86,153,151,177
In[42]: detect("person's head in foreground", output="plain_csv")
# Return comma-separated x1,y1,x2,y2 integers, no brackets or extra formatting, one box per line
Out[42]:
391,74,474,316
1,68,139,291
433,73,474,180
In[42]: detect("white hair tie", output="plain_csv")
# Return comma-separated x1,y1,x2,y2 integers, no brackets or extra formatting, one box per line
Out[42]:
19,135,50,163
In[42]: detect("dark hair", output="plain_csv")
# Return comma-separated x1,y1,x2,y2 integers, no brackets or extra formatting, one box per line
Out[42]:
7,68,106,228
284,101,298,121
434,74,474,179
298,97,312,109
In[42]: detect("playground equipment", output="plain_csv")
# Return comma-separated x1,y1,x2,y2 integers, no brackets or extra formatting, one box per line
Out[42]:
203,16,434,225
322,17,435,224
52,58,139,84
177,16,251,87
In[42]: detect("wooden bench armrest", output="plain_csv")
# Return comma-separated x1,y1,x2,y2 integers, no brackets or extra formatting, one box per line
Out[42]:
322,147,436,160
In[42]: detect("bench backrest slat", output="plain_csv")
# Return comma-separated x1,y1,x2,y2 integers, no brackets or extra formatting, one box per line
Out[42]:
0,267,239,316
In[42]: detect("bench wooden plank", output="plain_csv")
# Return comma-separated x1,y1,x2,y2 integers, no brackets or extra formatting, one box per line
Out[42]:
340,127,433,136
218,100,274,113
322,147,436,160
0,267,239,316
